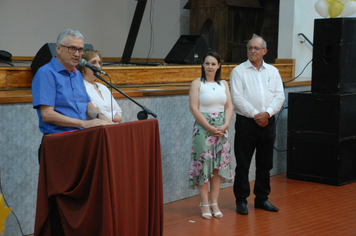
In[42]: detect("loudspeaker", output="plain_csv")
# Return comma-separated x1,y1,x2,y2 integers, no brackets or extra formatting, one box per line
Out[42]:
288,91,356,139
31,43,93,74
164,35,210,64
312,18,356,94
287,133,356,186
287,91,356,186
0,50,12,61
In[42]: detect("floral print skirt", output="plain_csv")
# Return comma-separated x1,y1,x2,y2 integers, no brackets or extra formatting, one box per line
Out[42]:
189,111,234,189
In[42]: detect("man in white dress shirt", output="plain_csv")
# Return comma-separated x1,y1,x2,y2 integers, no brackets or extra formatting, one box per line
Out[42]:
230,36,285,215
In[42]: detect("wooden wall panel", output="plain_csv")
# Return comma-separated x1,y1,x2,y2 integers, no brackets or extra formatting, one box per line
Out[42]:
6,70,33,89
187,0,279,62
0,71,6,89
0,60,295,89
104,66,202,85
0,59,303,104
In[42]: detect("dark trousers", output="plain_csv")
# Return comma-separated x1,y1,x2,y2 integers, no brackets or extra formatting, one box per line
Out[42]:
233,114,276,204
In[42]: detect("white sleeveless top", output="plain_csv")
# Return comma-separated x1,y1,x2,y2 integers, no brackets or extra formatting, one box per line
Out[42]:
198,78,227,113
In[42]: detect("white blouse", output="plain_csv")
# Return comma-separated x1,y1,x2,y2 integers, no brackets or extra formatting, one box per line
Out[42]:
84,80,123,120
198,78,227,113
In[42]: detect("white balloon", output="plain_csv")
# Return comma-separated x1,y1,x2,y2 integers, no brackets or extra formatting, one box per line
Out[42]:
340,0,349,4
315,0,330,17
340,1,356,16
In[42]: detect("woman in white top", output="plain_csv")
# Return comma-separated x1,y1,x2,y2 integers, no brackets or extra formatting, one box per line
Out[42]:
189,51,234,219
77,50,122,123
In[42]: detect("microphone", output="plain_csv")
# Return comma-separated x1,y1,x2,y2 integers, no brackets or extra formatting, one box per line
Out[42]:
79,59,108,76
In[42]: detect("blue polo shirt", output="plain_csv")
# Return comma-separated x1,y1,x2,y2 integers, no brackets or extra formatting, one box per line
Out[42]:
32,57,91,134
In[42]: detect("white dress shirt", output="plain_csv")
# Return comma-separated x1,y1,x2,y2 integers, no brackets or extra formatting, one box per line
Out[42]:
84,80,123,120
230,60,285,118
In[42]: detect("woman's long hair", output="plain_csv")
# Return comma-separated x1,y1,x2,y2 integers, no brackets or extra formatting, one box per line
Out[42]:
200,51,222,85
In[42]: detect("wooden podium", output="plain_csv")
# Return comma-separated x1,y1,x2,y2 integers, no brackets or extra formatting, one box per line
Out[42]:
34,119,163,236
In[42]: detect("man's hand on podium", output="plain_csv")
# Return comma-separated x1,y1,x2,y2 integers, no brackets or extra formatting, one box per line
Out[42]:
82,118,114,129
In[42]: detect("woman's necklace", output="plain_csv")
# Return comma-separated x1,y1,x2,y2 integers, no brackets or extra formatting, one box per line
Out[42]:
207,81,216,90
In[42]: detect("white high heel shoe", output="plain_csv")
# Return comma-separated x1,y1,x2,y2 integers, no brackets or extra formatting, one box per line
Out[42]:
210,202,223,218
199,203,212,219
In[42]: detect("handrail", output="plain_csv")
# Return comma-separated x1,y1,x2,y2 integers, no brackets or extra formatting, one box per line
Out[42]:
298,33,313,47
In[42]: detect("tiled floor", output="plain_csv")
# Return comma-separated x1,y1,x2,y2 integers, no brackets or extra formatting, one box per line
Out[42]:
164,174,356,236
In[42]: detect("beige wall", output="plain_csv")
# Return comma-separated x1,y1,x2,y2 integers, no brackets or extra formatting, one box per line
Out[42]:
278,0,356,80
0,0,189,59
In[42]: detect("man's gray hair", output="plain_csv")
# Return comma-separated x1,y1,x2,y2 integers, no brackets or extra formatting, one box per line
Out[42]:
247,36,267,49
57,29,84,45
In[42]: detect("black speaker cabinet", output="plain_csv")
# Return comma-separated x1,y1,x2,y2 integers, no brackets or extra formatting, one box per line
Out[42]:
312,18,356,94
31,43,93,74
288,91,356,139
0,50,12,61
164,35,210,64
287,133,356,186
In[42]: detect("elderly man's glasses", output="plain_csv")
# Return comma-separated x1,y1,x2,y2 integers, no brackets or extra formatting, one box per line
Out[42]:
248,46,265,51
60,45,85,55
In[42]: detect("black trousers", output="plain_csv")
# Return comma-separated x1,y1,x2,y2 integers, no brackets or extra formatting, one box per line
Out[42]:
233,114,276,204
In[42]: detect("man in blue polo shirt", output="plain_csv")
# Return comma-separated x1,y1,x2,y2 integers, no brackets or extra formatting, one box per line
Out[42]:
32,29,112,134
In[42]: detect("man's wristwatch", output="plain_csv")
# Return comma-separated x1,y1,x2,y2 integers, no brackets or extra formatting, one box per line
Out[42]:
96,113,104,118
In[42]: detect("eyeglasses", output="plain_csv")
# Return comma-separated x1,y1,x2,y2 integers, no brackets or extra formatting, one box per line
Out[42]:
248,46,265,51
60,45,85,55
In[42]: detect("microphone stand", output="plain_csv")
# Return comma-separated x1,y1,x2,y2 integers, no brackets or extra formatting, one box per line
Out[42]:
93,73,157,120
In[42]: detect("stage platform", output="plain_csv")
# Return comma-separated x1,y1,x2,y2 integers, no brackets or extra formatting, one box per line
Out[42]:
0,58,309,104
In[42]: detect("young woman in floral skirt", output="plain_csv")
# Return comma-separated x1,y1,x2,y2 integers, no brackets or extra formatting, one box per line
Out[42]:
188,51,234,219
